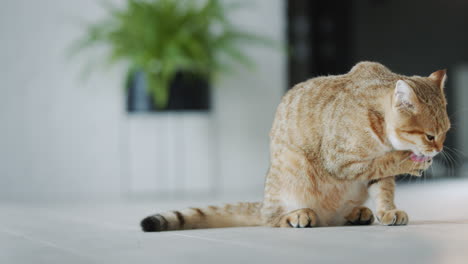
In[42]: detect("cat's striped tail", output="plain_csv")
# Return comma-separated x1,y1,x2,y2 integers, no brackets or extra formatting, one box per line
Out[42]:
140,202,263,232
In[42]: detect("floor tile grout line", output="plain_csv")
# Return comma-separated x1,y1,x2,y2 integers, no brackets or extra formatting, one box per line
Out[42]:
0,227,98,263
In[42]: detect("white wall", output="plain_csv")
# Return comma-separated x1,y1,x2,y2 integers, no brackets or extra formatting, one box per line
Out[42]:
0,0,286,199
125,113,217,196
215,0,286,194
0,0,124,199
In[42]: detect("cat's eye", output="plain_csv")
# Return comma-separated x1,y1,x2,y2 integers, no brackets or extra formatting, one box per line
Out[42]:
426,134,435,141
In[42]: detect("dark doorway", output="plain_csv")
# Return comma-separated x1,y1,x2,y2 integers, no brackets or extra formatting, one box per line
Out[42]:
287,0,354,88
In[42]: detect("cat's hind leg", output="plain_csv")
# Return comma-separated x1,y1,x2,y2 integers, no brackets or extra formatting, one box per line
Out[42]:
345,206,375,225
261,145,322,228
274,208,319,228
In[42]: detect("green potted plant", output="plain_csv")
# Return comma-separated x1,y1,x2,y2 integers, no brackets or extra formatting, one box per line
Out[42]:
72,0,275,111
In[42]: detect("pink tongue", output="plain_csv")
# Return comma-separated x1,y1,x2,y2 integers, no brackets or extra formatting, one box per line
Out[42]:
410,153,430,162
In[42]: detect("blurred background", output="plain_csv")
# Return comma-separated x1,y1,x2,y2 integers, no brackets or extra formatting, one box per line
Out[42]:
1,0,467,202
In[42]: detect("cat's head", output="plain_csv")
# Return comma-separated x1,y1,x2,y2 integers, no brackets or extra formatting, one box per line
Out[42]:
387,70,450,159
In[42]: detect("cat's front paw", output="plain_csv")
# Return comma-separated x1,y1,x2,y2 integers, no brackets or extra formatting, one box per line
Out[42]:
277,208,318,228
377,210,409,226
345,206,375,225
407,159,432,176
399,152,433,176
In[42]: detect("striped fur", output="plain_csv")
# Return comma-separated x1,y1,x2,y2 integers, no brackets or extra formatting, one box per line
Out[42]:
141,202,262,232
141,62,450,231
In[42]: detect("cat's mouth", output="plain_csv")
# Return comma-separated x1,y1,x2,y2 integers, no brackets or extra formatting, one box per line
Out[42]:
410,153,431,162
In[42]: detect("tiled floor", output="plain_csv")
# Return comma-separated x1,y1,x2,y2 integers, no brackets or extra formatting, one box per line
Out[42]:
1,179,468,264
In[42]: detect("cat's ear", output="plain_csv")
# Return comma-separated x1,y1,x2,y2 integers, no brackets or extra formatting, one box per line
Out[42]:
394,80,418,112
429,69,447,92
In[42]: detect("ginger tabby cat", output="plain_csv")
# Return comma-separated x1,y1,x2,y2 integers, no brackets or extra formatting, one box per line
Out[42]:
141,61,450,231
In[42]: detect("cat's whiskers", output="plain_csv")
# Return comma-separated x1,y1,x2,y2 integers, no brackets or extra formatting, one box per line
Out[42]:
444,146,465,160
440,150,456,177
445,151,461,172
429,159,435,179
440,150,451,176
